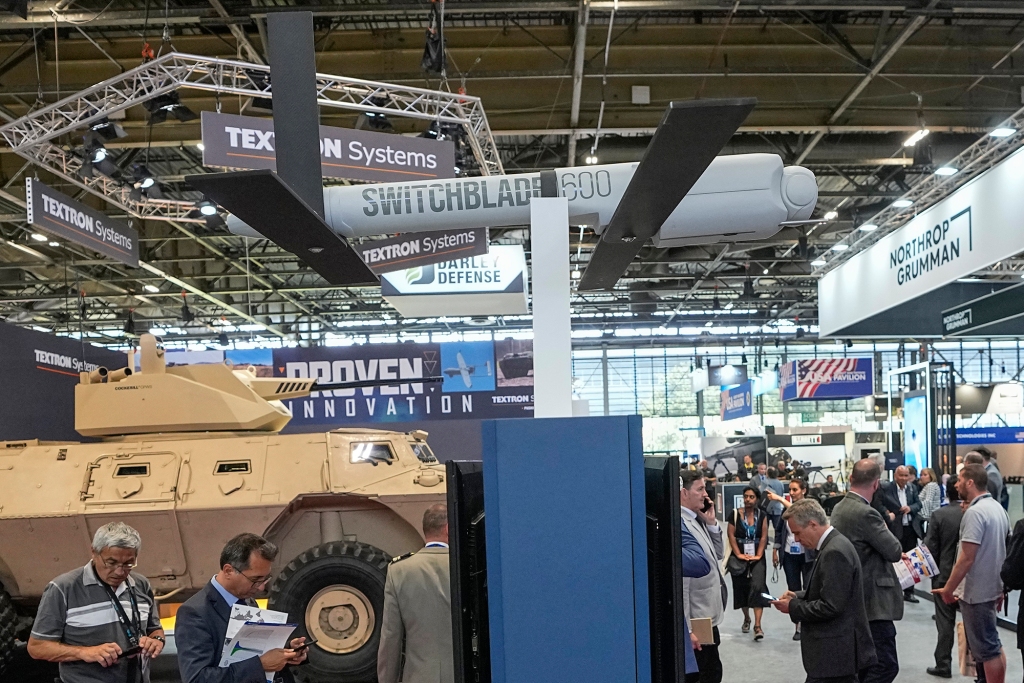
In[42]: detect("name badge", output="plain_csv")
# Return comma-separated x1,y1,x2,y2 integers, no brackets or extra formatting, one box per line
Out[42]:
789,542,803,554
743,542,756,556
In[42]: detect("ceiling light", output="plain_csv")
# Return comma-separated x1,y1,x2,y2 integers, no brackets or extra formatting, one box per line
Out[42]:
144,91,198,124
571,269,581,279
823,210,838,220
585,155,599,165
48,241,59,247
196,142,205,150
89,117,127,141
990,127,1015,138
892,199,913,208
30,233,47,241
762,268,769,275
144,284,160,293
91,145,108,163
903,128,930,147
197,199,218,216
831,243,850,252
935,166,958,176
859,223,878,232
704,321,713,327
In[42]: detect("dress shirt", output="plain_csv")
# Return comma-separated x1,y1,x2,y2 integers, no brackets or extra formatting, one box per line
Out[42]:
897,485,909,526
210,576,238,606
815,525,835,551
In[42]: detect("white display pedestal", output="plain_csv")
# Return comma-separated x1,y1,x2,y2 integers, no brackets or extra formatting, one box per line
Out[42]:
530,197,573,418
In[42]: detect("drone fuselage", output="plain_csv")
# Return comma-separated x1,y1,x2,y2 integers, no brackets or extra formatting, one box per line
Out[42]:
227,153,817,248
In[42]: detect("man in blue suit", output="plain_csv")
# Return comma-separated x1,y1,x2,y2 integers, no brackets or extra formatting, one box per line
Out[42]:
176,534,308,683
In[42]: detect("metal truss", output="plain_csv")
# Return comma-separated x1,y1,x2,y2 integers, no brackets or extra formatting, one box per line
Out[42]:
0,52,503,223
819,104,1024,272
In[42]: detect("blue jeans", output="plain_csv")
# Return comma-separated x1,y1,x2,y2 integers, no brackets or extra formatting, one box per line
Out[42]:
959,600,1003,664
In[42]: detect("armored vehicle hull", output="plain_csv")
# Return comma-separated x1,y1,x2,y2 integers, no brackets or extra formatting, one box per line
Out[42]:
0,427,446,682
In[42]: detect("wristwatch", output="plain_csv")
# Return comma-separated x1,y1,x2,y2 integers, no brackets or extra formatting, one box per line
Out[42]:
152,636,166,644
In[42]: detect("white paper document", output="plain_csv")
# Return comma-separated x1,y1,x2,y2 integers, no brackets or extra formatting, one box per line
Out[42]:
225,603,290,640
219,622,297,683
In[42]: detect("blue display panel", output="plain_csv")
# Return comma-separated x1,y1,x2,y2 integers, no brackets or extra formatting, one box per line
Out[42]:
903,393,930,473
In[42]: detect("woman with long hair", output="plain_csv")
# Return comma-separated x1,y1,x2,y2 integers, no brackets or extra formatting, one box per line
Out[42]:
727,486,769,641
768,478,815,640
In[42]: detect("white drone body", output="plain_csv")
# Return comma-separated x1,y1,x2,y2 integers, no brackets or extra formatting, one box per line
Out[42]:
227,153,818,247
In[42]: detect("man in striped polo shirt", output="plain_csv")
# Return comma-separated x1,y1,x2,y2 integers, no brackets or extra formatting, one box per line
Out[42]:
27,522,165,683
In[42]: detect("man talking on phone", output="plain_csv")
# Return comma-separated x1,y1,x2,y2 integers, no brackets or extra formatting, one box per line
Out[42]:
28,522,165,683
176,533,307,683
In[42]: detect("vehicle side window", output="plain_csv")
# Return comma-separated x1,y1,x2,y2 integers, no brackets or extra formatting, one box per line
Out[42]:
351,442,396,466
114,464,149,477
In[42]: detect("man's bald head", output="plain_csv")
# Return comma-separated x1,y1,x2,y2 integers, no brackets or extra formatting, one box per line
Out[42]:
850,458,881,486
895,465,911,487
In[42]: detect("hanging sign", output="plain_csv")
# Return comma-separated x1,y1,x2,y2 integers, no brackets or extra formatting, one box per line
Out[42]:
359,228,488,274
200,112,456,183
721,381,753,421
26,178,139,266
780,358,874,401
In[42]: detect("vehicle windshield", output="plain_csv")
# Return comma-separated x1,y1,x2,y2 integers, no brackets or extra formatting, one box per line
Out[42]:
412,442,437,464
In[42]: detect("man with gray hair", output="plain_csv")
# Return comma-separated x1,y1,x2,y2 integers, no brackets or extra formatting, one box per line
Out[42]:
28,521,165,683
772,499,875,683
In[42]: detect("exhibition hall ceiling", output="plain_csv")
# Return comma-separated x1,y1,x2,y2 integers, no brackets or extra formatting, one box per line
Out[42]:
1,0,1024,345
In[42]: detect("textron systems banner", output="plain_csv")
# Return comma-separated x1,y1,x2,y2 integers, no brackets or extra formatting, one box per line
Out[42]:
0,322,126,441
273,339,534,425
779,358,874,401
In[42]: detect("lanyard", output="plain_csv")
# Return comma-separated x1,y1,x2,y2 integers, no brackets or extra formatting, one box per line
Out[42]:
97,570,142,648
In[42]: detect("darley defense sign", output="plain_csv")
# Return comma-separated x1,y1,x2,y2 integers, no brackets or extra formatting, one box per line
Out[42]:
818,143,1024,337
26,178,139,266
201,112,456,183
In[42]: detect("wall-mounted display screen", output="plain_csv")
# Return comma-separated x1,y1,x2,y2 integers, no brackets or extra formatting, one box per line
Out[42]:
903,392,930,473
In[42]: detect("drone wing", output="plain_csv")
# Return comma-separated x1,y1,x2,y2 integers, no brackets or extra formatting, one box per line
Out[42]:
578,98,756,291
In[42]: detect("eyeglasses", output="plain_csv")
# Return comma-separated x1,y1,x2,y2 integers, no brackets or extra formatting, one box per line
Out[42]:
231,566,272,587
99,557,137,572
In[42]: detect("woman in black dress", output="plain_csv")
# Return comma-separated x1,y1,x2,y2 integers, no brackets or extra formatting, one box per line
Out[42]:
726,485,769,641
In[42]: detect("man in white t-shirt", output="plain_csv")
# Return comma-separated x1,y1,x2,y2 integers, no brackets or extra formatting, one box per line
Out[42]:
932,463,1010,683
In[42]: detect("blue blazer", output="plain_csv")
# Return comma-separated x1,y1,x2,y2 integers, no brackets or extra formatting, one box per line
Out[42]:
681,525,713,674
175,581,294,683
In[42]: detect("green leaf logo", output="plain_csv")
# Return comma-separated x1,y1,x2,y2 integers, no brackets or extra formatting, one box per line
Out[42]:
406,267,423,285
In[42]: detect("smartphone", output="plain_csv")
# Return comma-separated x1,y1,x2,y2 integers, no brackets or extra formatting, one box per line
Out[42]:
293,637,318,652
760,592,777,603
119,645,143,659
701,496,714,513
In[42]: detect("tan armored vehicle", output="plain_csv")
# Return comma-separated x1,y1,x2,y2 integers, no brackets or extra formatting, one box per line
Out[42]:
0,334,447,682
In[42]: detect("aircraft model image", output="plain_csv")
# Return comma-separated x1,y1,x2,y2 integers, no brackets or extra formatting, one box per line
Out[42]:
190,98,819,291
443,352,492,389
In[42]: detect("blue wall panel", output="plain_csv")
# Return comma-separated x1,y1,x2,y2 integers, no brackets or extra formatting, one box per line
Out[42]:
482,415,650,683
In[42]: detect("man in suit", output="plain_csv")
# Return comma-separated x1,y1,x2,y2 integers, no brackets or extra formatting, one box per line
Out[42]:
924,475,963,679
883,466,923,602
176,534,307,683
679,468,728,683
772,499,875,683
830,459,904,683
378,503,454,683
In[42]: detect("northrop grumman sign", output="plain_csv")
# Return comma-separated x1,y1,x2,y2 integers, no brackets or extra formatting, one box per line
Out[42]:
200,112,456,183
818,143,1024,337
26,178,139,266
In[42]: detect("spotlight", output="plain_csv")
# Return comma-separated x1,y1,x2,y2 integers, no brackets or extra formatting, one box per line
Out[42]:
197,199,218,216
903,128,930,147
571,269,581,279
180,294,195,323
196,142,205,151
892,199,913,208
30,233,47,242
356,97,393,132
810,258,827,267
823,210,838,220
123,309,136,336
143,284,160,293
89,116,127,141
80,133,120,179
129,163,163,202
831,243,850,252
585,155,599,165
990,127,1015,138
48,241,59,247
935,166,958,176
144,91,198,124
217,332,230,346
859,223,878,232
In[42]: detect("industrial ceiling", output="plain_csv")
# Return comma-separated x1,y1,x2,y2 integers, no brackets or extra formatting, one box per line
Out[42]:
2,0,1024,346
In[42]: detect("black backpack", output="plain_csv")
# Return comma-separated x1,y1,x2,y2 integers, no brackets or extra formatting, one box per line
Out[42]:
1001,519,1024,591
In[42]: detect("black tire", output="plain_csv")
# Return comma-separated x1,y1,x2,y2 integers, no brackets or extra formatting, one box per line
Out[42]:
0,585,16,679
268,541,390,683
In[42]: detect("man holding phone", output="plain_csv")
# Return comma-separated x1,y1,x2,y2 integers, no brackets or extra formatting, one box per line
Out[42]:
679,468,728,683
176,533,307,683
28,522,165,683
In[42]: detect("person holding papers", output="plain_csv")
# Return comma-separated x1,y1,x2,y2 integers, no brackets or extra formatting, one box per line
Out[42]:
176,534,307,683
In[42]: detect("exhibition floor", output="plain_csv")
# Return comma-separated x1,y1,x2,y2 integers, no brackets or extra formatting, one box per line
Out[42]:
8,570,1021,682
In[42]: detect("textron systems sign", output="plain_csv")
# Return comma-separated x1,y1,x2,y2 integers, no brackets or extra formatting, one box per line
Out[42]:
201,112,456,183
819,143,1024,337
26,178,139,266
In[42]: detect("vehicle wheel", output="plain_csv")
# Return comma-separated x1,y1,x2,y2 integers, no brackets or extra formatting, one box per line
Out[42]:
0,585,16,678
269,541,390,683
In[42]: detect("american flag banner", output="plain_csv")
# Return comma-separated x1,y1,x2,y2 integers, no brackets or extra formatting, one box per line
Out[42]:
780,358,874,401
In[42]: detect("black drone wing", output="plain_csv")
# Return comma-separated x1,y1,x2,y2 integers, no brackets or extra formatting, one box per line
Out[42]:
577,98,756,291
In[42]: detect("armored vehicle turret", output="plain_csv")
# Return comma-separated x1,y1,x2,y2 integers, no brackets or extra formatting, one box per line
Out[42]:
0,334,446,682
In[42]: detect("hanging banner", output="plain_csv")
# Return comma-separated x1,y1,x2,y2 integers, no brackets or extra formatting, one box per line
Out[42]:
780,358,874,401
26,178,139,266
721,381,753,421
272,338,534,425
200,111,456,183
359,228,488,274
